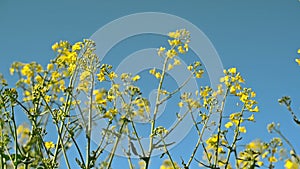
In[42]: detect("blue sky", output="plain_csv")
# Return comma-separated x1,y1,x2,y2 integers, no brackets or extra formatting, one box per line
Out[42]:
1,0,300,168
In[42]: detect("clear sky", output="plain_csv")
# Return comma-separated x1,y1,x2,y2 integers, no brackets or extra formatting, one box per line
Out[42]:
1,0,300,168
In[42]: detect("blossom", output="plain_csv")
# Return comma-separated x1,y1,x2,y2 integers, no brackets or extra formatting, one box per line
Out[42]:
268,156,277,163
177,46,185,54
168,31,180,38
157,47,166,56
47,63,54,71
187,65,193,71
166,49,177,58
225,121,233,128
167,64,173,71
296,58,300,65
52,42,59,51
250,106,259,112
228,67,236,74
149,68,156,75
178,102,183,107
285,159,299,169
132,75,140,81
173,58,181,65
45,141,55,149
248,114,255,121
239,126,247,133
155,72,161,79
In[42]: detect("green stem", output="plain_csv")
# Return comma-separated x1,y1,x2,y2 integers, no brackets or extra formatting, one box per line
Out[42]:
186,106,213,167
147,56,169,168
224,105,245,168
86,74,95,169
106,121,126,169
214,87,229,167
161,136,176,169
130,121,146,157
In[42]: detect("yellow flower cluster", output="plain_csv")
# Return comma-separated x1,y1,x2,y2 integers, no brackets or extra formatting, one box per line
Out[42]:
153,30,191,79
52,41,83,75
149,68,162,79
97,64,116,82
187,61,204,78
179,92,201,109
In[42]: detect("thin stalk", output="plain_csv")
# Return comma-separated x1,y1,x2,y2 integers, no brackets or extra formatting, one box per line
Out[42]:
11,106,18,169
214,87,229,167
130,121,146,157
86,74,95,169
224,106,245,168
274,128,300,163
147,56,169,166
157,73,194,106
42,96,71,169
106,121,126,169
126,135,134,169
186,106,213,167
161,136,177,169
94,120,112,160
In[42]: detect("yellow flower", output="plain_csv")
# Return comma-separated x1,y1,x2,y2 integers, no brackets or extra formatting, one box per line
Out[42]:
139,160,146,169
149,68,156,75
230,86,236,94
184,43,189,51
21,64,33,78
257,161,264,167
47,63,54,71
298,49,300,54
239,126,247,133
268,156,277,163
250,106,259,112
187,65,193,71
160,159,180,169
157,47,166,56
80,71,90,81
248,114,255,121
173,58,181,65
239,93,248,103
155,72,161,79
72,42,82,52
44,95,51,103
177,46,185,54
296,58,300,65
195,70,204,78
228,67,236,74
9,67,14,75
107,95,115,102
103,108,118,119
250,91,256,98
166,49,177,58
285,159,299,169
108,72,117,80
167,64,173,71
52,42,59,51
17,125,30,139
132,75,140,81
225,122,233,128
97,72,105,82
168,31,180,38
178,102,183,107
35,75,43,83
45,141,55,149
